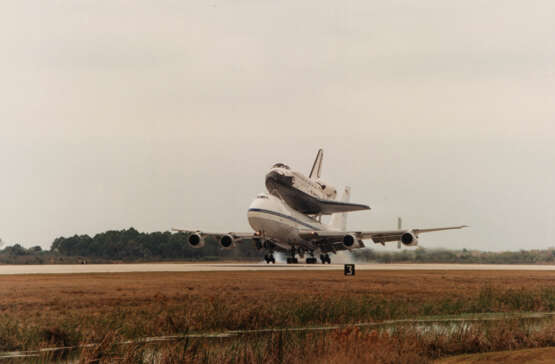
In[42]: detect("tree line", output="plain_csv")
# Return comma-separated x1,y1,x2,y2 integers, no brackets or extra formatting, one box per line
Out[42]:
0,228,554,264
0,228,263,264
352,247,555,264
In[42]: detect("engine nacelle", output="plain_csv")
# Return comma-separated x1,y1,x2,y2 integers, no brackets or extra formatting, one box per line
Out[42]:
343,234,357,249
219,234,237,249
188,233,205,248
400,231,418,247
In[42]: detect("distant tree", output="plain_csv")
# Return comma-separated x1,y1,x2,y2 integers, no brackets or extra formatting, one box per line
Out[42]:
5,244,27,256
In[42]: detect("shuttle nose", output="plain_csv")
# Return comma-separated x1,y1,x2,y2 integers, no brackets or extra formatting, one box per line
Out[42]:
265,170,294,193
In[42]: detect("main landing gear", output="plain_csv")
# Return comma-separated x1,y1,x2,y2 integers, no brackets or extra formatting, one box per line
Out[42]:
304,250,317,264
264,254,275,264
286,248,298,264
284,248,331,264
306,257,317,264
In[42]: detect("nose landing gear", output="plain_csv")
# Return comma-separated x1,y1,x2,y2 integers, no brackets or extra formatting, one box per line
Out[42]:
264,254,275,264
319,254,331,264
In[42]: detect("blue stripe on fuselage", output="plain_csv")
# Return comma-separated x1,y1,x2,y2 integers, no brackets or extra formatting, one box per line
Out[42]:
248,208,321,231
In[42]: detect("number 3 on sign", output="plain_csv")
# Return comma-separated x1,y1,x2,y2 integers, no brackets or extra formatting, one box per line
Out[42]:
344,264,355,276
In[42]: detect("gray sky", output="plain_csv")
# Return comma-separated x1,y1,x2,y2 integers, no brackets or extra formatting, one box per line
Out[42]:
1,1,554,251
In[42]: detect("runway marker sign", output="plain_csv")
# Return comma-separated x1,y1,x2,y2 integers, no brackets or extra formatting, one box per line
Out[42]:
344,264,355,276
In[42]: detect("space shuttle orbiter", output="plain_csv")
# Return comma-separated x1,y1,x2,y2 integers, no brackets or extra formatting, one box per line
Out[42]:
264,149,370,215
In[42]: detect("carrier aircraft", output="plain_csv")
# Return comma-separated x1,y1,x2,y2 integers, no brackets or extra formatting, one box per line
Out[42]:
174,150,467,264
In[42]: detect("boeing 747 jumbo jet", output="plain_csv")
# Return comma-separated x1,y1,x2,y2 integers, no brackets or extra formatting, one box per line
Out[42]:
174,150,467,264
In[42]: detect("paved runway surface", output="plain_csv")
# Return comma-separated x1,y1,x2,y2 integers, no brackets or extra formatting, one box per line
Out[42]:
0,263,554,275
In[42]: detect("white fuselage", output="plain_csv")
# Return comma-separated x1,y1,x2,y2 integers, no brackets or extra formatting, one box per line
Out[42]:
267,166,337,200
247,193,333,251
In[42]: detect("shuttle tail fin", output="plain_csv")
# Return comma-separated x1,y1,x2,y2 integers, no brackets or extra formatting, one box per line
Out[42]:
309,149,324,179
330,186,351,230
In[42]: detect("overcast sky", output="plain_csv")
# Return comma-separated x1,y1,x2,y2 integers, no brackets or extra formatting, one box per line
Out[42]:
1,1,554,251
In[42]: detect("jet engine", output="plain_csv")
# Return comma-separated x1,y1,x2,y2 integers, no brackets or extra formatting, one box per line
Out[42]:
188,233,205,248
400,231,418,247
219,234,236,249
254,239,274,250
343,234,357,249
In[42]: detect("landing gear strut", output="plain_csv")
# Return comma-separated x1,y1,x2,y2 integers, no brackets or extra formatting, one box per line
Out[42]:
306,250,317,264
264,254,275,264
319,254,331,264
286,248,298,264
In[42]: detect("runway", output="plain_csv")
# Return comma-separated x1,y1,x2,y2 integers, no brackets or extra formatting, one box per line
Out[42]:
0,263,554,275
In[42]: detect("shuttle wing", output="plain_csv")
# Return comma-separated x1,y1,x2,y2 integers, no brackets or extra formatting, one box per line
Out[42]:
316,199,370,214
276,186,370,214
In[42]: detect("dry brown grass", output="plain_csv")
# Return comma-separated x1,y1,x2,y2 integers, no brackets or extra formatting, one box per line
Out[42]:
73,320,555,364
435,346,555,364
1,270,553,313
0,270,553,354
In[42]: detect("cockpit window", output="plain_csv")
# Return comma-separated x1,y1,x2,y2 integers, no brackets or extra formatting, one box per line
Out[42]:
272,163,290,169
256,194,269,199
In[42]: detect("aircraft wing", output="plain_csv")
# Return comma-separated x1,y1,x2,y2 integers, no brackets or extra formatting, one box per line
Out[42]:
284,192,370,215
298,225,468,246
172,228,288,252
317,199,370,214
171,228,257,240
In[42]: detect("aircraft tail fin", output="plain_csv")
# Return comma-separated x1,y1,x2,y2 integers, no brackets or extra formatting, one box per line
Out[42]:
330,186,350,230
309,149,324,179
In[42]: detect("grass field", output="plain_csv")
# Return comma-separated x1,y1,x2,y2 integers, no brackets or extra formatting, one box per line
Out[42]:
0,270,553,363
435,346,555,364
